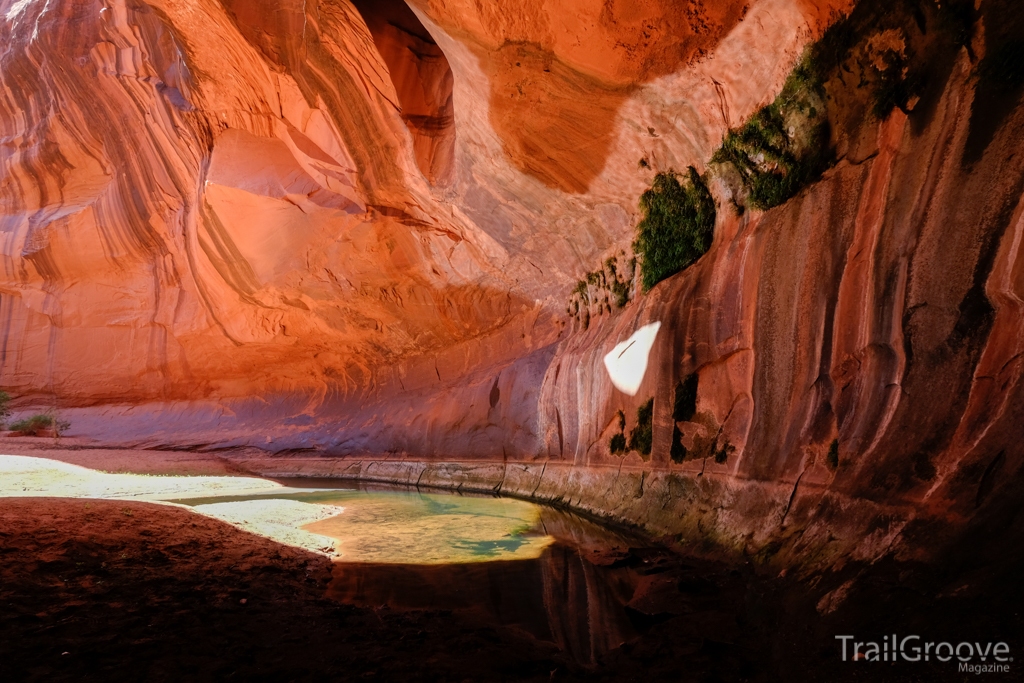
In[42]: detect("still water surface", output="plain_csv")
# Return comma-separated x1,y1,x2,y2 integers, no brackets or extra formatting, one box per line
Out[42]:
175,480,648,664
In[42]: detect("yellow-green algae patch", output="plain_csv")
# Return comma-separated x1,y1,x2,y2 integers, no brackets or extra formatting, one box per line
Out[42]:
301,489,553,564
2,455,555,564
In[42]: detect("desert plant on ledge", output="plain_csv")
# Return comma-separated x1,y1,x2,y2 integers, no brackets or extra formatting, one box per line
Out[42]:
9,414,71,437
567,251,636,330
711,53,831,211
633,167,716,292
628,398,655,457
609,410,627,455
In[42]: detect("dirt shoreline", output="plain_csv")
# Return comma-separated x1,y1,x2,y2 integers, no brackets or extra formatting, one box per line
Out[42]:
3,439,1021,682
0,498,575,683
0,437,256,476
0,442,572,680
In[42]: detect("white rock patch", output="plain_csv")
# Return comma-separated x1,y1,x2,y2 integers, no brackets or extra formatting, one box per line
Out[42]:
603,321,661,396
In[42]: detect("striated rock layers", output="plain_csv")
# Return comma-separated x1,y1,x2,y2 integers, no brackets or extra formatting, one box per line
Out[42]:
3,0,1023,566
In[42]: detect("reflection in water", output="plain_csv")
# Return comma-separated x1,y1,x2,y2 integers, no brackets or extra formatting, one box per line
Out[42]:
322,494,647,666
542,544,639,664
327,542,639,666
177,481,652,665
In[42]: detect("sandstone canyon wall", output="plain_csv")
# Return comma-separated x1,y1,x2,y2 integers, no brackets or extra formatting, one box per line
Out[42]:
2,0,1023,566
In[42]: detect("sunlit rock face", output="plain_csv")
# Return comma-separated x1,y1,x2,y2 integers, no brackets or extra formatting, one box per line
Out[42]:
4,0,1022,564
0,0,842,404
352,0,455,186
0,0,536,403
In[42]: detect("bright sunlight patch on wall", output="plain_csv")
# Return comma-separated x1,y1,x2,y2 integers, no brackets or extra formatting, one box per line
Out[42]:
603,322,661,396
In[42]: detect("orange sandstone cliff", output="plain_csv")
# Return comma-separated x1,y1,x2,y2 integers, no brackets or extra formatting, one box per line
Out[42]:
2,0,1022,566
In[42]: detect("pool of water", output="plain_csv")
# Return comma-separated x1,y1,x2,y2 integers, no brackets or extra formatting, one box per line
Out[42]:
172,480,651,665
300,485,556,564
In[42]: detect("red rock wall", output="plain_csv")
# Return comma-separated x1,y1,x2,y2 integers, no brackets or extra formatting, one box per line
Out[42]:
0,0,842,403
3,0,1020,563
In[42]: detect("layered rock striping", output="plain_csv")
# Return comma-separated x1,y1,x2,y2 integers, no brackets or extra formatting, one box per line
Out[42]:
3,0,1022,566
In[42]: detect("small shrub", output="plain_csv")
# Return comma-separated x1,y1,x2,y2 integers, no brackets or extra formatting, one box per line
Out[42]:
669,373,701,466
10,415,52,435
711,52,831,211
714,441,733,464
572,280,589,304
670,425,687,463
633,167,716,292
673,374,699,422
628,398,654,456
611,281,630,308
609,410,627,454
9,414,69,436
871,64,912,119
568,253,635,328
826,439,839,470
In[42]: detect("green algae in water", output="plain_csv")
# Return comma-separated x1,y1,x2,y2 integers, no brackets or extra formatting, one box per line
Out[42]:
172,487,554,565
451,536,530,557
304,490,553,564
